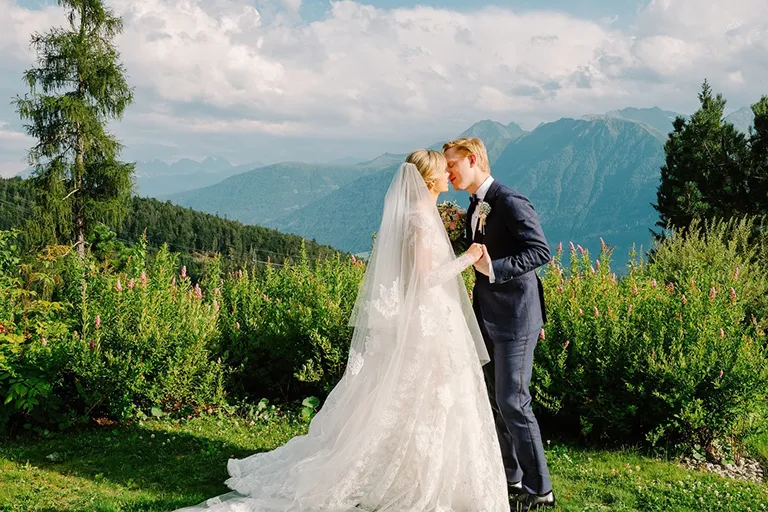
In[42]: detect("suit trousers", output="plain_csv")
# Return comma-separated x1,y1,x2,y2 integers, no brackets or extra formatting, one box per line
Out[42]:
482,327,552,496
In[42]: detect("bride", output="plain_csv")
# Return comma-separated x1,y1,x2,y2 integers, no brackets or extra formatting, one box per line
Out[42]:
175,150,509,511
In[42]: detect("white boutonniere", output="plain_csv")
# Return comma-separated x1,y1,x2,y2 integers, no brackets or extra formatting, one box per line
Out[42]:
477,201,492,234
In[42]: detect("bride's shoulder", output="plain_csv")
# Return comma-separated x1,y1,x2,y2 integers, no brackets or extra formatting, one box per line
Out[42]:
408,206,436,225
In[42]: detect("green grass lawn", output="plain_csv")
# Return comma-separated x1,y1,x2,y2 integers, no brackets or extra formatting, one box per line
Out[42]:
1,415,767,512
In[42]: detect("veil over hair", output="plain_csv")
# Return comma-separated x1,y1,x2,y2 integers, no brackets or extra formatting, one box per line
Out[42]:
348,162,490,365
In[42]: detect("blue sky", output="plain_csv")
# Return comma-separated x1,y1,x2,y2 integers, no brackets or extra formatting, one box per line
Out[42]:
1,0,766,174
298,0,646,26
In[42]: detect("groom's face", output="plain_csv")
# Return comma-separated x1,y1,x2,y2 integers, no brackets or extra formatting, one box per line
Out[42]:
444,148,475,191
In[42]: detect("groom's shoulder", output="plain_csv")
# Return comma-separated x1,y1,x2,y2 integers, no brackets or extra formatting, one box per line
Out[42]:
492,180,539,220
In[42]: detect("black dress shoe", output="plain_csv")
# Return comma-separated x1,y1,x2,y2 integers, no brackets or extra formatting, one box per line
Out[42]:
508,481,525,497
517,491,555,511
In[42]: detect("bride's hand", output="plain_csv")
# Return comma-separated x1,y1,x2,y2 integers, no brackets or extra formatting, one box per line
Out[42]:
467,243,484,262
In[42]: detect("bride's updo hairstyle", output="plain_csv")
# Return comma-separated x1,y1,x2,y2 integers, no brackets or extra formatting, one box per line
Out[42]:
405,149,446,191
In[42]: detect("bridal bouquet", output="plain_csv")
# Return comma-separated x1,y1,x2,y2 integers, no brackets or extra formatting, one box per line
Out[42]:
437,201,467,249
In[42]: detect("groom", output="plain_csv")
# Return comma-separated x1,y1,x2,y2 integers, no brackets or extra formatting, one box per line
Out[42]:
443,138,555,510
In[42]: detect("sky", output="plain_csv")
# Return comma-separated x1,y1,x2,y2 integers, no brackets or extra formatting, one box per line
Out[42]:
1,0,766,175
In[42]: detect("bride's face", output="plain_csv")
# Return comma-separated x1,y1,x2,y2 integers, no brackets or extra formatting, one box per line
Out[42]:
432,166,450,194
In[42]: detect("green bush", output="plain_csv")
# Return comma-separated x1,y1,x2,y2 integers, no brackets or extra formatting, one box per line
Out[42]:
1,235,226,432
535,222,768,457
65,240,226,420
219,245,365,400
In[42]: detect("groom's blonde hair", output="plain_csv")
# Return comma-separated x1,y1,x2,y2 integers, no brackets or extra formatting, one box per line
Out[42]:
405,149,446,191
442,137,491,174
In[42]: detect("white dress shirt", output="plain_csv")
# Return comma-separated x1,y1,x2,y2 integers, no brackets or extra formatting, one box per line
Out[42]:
471,176,496,283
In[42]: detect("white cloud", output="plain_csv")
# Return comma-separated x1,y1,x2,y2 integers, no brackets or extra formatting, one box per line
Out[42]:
0,0,766,163
281,0,302,13
0,121,33,147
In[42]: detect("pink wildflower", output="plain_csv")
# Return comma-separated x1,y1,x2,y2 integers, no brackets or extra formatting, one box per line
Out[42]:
596,259,601,269
651,279,657,288
720,328,726,338
213,299,219,310
449,222,456,230
558,242,563,253
594,306,600,318
539,328,545,340
116,279,123,292
611,273,617,284
141,271,148,287
730,287,737,303
172,276,177,286
41,337,47,346
351,255,357,264
577,244,585,255
666,282,674,293
181,265,187,278
564,340,570,350
217,357,221,365
682,295,688,304
95,315,101,329
733,267,740,281
719,369,724,379
709,287,717,301
627,304,633,314
194,283,203,299
569,241,575,252
128,278,135,290
88,339,95,350
235,321,241,330
632,283,638,295
578,308,584,317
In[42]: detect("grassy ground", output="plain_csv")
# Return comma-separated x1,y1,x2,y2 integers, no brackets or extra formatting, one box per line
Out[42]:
1,415,767,512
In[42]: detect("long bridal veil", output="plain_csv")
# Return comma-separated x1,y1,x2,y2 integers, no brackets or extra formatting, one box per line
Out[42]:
174,163,506,512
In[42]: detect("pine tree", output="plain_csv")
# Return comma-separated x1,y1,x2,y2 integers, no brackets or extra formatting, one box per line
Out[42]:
654,80,750,232
14,0,134,258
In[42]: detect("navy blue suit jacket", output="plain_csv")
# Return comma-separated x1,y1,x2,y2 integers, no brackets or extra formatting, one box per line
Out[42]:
466,180,550,342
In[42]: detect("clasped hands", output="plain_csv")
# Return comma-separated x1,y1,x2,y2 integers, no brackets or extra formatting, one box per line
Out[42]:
466,243,491,277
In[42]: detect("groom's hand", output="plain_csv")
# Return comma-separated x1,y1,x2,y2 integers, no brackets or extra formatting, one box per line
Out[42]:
473,245,491,276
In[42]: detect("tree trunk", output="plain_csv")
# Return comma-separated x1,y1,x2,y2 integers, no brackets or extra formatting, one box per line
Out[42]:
75,129,85,259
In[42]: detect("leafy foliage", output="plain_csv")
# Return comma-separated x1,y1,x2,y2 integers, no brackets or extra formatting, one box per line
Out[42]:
536,220,768,457
0,177,342,280
654,81,768,232
13,0,135,257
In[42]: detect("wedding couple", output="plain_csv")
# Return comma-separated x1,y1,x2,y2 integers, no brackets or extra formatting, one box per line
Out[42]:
176,138,555,511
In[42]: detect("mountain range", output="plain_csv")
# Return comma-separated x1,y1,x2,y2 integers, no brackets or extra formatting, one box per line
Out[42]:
274,116,666,261
134,156,263,197
161,107,690,262
17,104,752,264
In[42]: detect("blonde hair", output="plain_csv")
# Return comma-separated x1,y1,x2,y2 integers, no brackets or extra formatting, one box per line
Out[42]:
442,137,491,174
405,149,446,191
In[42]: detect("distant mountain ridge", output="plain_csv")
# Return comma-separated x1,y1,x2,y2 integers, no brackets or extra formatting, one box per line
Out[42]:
107,106,761,264
725,107,755,134
582,106,682,141
135,157,263,198
276,116,665,262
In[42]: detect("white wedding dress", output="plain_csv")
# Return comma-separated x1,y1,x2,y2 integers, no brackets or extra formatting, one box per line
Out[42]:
175,164,508,512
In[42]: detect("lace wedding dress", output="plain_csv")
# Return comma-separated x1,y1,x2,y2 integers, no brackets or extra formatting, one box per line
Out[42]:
174,163,508,512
